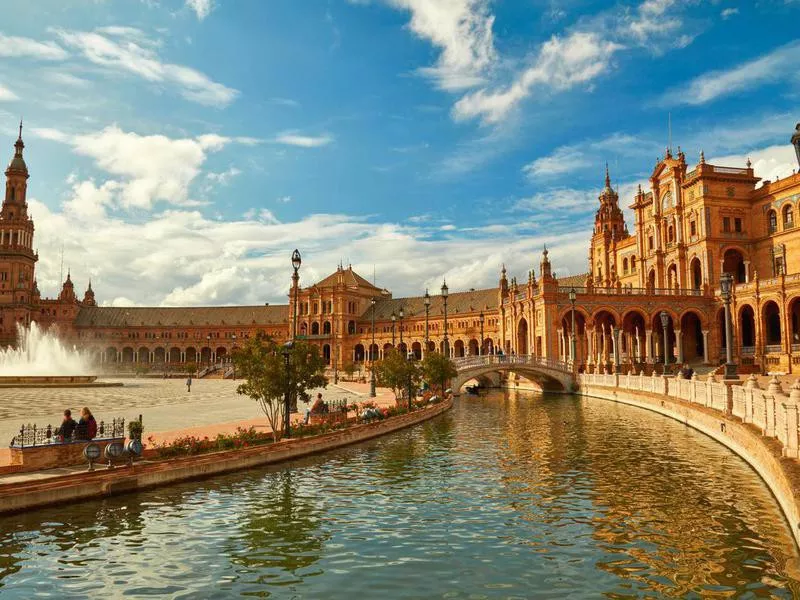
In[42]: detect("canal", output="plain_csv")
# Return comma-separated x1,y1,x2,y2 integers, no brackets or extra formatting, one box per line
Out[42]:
1,391,798,598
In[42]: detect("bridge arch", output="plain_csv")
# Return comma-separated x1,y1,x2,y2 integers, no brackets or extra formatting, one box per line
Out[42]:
451,356,573,396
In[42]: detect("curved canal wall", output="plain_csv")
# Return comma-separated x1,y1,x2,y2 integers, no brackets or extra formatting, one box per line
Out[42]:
0,399,452,514
578,373,800,551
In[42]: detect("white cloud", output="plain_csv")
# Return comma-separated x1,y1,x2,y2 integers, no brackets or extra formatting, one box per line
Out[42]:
660,41,800,106
0,33,68,60
720,7,739,19
53,27,238,107
453,32,622,125
710,145,797,184
43,71,92,88
389,0,497,91
277,195,293,203
0,85,18,101
186,0,213,20
523,146,592,179
513,188,598,213
623,0,682,45
205,167,241,186
274,133,333,148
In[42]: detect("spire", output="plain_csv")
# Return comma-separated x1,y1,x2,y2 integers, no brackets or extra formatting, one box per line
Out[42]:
6,120,28,176
604,162,611,189
699,150,705,164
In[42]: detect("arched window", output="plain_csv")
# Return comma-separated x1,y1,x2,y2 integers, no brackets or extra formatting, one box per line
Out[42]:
630,256,637,272
783,205,794,228
768,210,778,234
622,258,629,274
668,225,675,243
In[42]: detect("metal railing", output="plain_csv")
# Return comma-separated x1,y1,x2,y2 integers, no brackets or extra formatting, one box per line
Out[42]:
557,286,703,297
10,418,126,448
452,354,569,372
765,345,782,354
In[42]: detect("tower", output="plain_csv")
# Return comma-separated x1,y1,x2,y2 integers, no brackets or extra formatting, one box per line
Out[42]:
589,165,626,287
83,280,96,306
0,124,38,344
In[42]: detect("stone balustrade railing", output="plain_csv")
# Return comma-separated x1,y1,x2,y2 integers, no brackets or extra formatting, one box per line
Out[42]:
579,372,800,459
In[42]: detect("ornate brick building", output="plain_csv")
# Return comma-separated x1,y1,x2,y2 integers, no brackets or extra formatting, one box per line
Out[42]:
4,124,800,377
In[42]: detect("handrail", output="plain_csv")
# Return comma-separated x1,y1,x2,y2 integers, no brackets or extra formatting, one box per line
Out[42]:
452,354,570,373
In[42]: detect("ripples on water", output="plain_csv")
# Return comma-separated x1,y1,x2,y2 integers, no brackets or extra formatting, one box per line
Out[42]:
1,392,798,598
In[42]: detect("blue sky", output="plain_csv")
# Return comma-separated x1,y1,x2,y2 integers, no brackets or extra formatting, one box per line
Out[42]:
2,0,799,306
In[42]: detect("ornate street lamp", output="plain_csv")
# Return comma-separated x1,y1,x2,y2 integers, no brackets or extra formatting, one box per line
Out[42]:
399,306,405,354
659,311,669,372
479,311,485,356
792,123,800,169
231,334,237,381
370,297,376,397
569,288,577,365
424,289,431,357
720,273,738,380
441,280,449,358
282,341,293,438
391,311,396,347
291,249,301,341
612,326,621,372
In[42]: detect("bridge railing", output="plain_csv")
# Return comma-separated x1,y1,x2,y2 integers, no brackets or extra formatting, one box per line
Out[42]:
452,355,569,372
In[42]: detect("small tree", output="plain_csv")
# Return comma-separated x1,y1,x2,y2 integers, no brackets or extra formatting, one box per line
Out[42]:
374,350,421,400
421,352,458,395
341,360,357,379
186,363,197,376
234,334,327,441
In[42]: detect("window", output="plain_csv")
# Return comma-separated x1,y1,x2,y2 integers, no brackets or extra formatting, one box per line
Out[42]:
667,225,674,243
768,210,777,234
722,217,731,233
622,258,628,274
630,256,637,272
690,221,697,236
776,256,786,276
783,205,794,228
734,218,742,233
648,236,654,251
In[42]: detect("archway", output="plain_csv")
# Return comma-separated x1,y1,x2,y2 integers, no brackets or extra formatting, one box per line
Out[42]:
154,347,166,363
216,347,227,362
591,310,618,367
348,320,356,334
762,301,782,349
122,347,134,363
311,322,320,335
453,340,465,358
482,338,494,355
667,263,678,291
323,344,331,365
516,318,528,354
650,312,676,368
680,311,704,363
200,347,212,365
561,309,587,364
354,344,365,362
739,305,755,352
468,338,479,356
105,347,117,363
368,343,379,361
138,347,150,363
398,342,408,357
791,298,800,348
169,347,181,363
690,257,702,291
621,310,647,366
186,347,197,364
722,249,746,284
412,341,422,359
323,321,331,335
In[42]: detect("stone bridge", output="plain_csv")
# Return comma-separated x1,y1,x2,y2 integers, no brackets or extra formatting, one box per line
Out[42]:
451,355,575,395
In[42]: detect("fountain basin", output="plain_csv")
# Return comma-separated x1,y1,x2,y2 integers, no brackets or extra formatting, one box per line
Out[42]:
0,376,122,388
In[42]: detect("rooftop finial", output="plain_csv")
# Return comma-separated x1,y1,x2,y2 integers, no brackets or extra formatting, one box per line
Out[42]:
604,162,610,188
699,149,705,164
18,118,22,141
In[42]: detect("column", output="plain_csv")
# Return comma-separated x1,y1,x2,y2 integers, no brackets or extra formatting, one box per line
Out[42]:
587,328,594,367
702,330,710,364
744,260,751,283
645,329,653,363
675,330,683,364
557,328,563,361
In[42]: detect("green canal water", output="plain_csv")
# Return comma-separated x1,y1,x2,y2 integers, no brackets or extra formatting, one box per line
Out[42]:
1,391,799,598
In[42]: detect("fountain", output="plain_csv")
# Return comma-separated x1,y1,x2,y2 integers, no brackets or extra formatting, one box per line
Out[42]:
0,323,111,387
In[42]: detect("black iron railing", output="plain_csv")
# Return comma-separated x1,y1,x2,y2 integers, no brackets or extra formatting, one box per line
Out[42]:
10,418,126,448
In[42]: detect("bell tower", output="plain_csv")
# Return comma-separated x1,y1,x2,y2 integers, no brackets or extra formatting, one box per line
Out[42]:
589,164,626,287
0,123,38,345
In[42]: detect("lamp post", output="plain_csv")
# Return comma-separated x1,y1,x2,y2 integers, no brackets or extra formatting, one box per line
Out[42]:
231,334,237,381
612,326,621,372
441,280,449,358
479,311,485,356
399,306,404,355
569,288,577,366
206,334,211,368
370,297,376,397
792,122,800,169
391,311,396,347
660,311,669,373
291,249,301,341
424,290,430,357
282,341,293,438
720,273,738,380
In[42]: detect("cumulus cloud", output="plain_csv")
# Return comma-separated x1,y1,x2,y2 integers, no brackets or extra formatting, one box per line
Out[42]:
186,0,213,20
710,145,797,185
453,32,622,125
389,0,497,91
0,33,68,60
659,41,800,106
52,27,238,107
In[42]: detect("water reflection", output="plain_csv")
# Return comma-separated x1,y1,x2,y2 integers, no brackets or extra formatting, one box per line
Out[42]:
0,391,797,598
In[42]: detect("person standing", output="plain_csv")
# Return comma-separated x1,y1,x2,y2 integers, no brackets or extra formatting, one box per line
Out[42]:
186,376,192,393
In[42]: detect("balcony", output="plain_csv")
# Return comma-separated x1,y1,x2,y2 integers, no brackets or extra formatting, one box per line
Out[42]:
764,344,782,354
558,286,704,297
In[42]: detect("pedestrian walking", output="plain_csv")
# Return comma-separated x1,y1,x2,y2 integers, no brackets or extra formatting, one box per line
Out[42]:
186,376,192,392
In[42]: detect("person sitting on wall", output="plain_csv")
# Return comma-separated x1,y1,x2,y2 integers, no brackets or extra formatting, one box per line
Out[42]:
55,409,77,442
74,407,98,441
680,363,694,379
311,393,325,415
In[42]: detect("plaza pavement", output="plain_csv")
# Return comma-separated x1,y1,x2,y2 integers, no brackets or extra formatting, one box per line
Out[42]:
0,378,397,465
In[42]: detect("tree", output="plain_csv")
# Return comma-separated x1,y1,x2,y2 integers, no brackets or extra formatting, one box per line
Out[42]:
421,352,458,394
341,360,356,379
374,349,421,400
233,334,328,441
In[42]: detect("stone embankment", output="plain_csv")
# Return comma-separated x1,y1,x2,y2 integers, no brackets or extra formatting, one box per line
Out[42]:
578,372,800,550
0,398,452,514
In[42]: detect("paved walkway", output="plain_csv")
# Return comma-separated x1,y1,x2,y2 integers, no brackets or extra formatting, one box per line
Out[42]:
1,379,397,466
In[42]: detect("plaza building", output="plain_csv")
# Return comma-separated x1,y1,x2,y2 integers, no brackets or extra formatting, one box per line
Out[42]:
3,124,800,376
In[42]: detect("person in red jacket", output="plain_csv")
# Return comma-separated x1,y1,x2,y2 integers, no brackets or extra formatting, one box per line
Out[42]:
75,407,98,440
